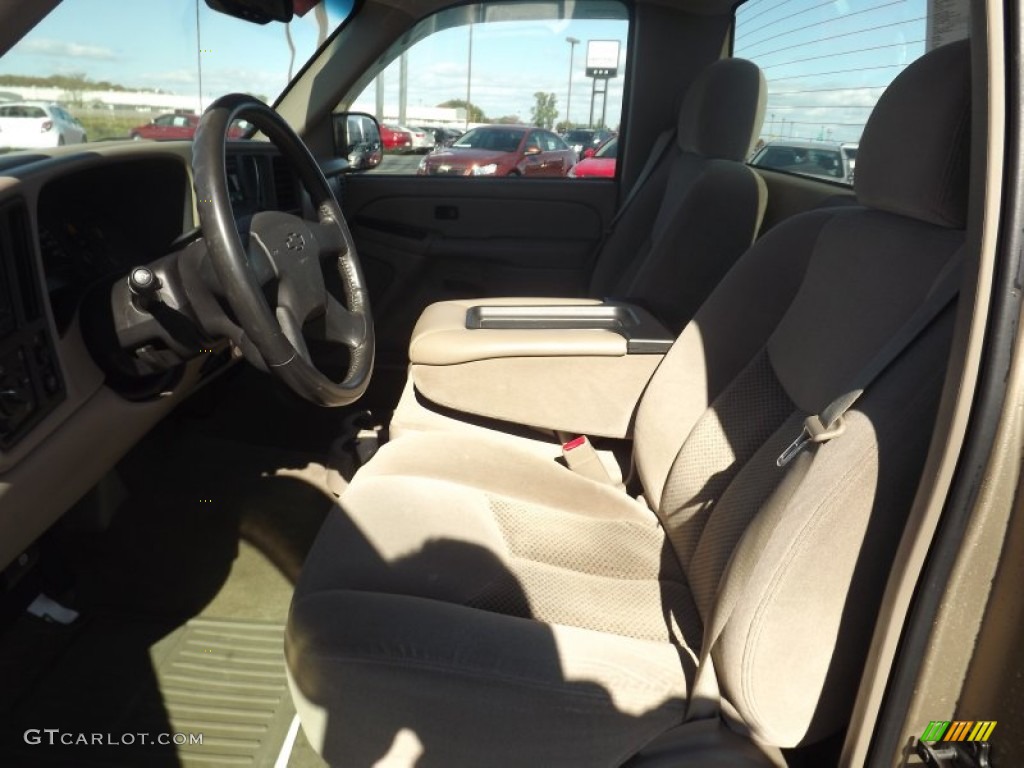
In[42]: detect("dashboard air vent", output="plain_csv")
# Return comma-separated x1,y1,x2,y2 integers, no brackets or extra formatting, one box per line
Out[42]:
1,200,41,323
271,155,301,212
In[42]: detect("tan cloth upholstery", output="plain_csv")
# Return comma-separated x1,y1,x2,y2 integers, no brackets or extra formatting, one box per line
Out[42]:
286,39,971,765
390,375,630,484
855,39,971,227
589,59,768,331
676,58,767,160
289,432,701,766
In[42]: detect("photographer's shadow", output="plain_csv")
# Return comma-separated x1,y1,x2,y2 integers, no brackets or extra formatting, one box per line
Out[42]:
285,498,720,768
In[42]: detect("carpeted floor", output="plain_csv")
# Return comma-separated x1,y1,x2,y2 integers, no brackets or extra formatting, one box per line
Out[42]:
0,373,384,767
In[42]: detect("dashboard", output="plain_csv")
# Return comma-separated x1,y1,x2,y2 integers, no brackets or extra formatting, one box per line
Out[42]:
0,140,303,572
38,158,192,334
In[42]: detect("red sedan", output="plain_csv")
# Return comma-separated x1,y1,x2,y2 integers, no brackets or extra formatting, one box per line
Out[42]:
130,113,248,140
417,125,577,177
568,136,617,178
380,124,412,152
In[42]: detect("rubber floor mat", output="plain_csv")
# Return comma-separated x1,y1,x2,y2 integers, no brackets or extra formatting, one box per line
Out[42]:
150,617,296,767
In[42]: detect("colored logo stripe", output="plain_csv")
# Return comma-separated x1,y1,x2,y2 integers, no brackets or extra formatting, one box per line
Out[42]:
920,720,996,742
967,721,997,741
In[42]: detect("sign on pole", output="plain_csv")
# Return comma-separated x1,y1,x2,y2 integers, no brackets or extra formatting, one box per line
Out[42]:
585,40,620,78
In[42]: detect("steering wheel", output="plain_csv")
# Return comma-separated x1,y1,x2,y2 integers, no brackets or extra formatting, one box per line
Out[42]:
191,93,373,407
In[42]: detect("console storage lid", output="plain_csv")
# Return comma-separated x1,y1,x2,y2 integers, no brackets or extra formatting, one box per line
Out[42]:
408,298,675,438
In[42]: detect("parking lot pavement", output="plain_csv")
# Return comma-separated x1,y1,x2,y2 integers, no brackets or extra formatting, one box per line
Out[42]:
375,153,424,174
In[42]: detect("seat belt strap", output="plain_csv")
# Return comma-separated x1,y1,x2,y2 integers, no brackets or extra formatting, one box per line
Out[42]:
611,127,676,230
686,251,965,722
588,128,676,266
777,253,965,468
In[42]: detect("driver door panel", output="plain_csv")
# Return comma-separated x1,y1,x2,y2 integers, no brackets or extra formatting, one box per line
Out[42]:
339,175,616,365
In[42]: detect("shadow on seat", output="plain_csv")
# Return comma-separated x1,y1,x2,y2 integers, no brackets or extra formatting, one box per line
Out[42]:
287,505,778,767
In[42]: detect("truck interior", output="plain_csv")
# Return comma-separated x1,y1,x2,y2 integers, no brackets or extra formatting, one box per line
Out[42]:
0,0,1022,766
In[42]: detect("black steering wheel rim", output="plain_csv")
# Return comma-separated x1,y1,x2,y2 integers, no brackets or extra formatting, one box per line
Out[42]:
192,93,373,407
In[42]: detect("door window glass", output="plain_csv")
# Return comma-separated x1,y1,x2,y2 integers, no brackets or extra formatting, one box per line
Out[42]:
343,0,629,177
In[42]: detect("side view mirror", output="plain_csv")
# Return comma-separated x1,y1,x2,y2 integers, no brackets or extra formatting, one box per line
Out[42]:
524,145,542,156
332,112,383,172
582,147,596,159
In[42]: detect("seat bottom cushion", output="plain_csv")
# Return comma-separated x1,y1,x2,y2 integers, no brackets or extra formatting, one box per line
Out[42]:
286,432,702,766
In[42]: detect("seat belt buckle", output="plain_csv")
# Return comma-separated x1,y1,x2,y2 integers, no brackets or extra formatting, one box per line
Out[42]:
562,436,615,485
776,415,846,467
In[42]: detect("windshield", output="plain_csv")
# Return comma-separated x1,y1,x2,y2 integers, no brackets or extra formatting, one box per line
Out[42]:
595,137,617,158
564,130,593,142
0,0,351,151
451,127,524,153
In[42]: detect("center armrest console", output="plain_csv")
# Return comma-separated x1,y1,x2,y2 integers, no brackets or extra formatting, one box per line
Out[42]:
407,298,675,438
463,303,674,353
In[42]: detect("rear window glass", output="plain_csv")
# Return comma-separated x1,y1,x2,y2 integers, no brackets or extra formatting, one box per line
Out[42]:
0,106,47,118
735,0,970,185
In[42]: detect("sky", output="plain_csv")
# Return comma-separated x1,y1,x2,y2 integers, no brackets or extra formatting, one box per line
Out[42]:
349,15,630,128
0,0,351,104
0,0,968,142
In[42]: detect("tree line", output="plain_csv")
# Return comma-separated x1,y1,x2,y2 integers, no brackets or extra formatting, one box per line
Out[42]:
438,92,604,131
0,73,159,94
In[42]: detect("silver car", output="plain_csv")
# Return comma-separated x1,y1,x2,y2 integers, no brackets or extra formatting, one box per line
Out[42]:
400,124,437,153
750,139,856,183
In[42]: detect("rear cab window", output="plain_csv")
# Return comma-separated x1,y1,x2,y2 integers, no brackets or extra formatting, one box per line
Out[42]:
339,0,629,179
735,0,971,185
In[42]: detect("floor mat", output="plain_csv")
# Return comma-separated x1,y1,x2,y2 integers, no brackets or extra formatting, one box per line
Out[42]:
150,618,296,767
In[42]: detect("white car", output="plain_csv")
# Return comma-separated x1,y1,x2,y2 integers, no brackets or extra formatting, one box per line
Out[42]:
0,102,86,149
399,124,436,153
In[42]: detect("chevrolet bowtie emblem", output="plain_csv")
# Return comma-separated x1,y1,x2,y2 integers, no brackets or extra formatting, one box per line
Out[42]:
285,232,306,251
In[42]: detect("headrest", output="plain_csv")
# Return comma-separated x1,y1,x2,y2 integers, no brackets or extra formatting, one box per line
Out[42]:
856,38,971,228
677,58,766,161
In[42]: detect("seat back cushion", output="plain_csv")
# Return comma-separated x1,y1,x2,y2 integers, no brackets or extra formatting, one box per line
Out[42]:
632,38,970,746
589,59,767,331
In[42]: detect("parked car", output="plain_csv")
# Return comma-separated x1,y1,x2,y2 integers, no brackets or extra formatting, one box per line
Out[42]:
418,125,577,176
562,127,616,158
0,102,86,148
840,142,858,181
380,123,412,152
400,124,436,153
568,135,617,178
750,139,856,183
421,125,463,147
130,112,249,141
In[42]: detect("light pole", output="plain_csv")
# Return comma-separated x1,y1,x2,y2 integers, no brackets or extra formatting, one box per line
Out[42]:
466,22,474,130
565,37,579,131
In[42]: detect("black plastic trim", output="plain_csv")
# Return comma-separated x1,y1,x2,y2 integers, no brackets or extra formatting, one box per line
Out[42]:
463,301,674,353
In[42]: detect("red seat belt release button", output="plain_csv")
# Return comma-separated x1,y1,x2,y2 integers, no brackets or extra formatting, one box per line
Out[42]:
561,435,614,484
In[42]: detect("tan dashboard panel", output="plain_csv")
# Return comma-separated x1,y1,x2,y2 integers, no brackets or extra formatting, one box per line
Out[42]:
0,382,185,571
0,317,104,474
